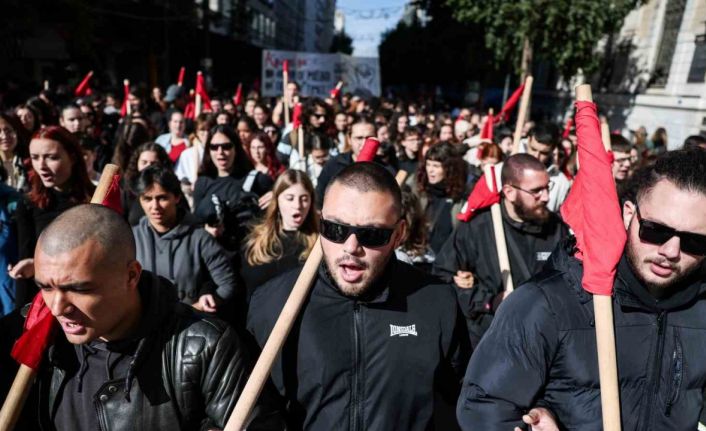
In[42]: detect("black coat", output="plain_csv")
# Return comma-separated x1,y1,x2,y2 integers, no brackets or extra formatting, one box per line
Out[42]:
33,272,281,430
247,258,470,431
433,202,568,346
457,241,706,430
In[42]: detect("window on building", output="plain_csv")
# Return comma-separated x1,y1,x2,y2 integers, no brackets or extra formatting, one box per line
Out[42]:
651,0,687,88
688,35,706,83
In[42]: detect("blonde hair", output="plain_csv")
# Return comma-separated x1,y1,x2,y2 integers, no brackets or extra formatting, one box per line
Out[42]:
245,170,318,266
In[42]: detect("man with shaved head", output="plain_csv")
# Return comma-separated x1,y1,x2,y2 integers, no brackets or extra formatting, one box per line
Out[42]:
28,204,279,430
433,154,569,347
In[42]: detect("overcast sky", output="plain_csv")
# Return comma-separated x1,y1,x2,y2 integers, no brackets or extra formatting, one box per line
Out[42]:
337,0,408,58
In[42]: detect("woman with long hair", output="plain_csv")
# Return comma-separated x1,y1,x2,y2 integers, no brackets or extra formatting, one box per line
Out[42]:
280,98,334,169
15,104,41,134
122,142,174,225
395,185,434,272
176,113,214,188
112,116,152,172
417,142,468,253
9,126,95,306
241,170,318,300
247,131,285,180
0,113,30,191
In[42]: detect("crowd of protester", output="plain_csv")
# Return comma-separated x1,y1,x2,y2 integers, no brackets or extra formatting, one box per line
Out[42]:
2,75,706,429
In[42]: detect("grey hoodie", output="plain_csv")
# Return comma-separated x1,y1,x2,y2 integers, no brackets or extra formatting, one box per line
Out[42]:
132,212,237,303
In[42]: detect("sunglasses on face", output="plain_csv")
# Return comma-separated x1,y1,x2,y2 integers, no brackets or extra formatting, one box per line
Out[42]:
320,219,396,248
210,143,234,151
635,205,706,256
313,113,326,119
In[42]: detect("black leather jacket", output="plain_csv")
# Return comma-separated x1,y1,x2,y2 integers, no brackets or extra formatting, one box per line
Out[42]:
33,271,280,430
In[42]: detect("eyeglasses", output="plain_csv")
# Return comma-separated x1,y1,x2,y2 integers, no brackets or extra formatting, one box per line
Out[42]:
509,182,554,199
635,205,706,256
320,219,396,248
209,143,234,151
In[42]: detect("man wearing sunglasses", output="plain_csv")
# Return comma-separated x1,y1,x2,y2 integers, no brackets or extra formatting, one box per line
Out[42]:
457,149,706,430
248,162,470,431
433,154,568,347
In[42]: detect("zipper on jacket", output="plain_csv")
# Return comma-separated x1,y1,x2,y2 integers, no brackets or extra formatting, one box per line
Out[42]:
665,328,683,417
351,303,363,431
95,396,107,431
646,312,667,427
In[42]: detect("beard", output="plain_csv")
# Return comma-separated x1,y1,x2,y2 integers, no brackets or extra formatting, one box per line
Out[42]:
323,252,391,298
626,238,702,296
513,199,550,224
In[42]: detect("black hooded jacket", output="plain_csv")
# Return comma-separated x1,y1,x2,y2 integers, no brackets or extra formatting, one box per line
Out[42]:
457,240,706,430
247,258,470,431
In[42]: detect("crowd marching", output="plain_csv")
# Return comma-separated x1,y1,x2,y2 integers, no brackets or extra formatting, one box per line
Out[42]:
0,71,706,431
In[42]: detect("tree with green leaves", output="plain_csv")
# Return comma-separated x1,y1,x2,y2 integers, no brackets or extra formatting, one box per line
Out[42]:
446,0,642,80
330,31,354,55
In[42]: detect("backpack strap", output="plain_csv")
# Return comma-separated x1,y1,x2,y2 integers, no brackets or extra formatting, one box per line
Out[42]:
242,170,258,193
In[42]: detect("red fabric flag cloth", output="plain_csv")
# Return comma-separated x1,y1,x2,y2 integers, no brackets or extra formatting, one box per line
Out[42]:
494,83,525,124
177,66,186,86
292,103,303,129
283,60,289,74
233,83,243,106
480,111,495,141
120,81,130,117
562,118,574,139
11,293,55,370
184,90,196,120
456,169,501,222
560,101,626,296
358,137,380,162
74,71,94,97
195,72,213,112
101,173,123,215
330,82,342,99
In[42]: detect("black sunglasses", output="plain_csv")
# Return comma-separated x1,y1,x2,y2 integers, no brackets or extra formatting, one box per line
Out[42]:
635,205,706,256
320,219,396,248
209,142,234,151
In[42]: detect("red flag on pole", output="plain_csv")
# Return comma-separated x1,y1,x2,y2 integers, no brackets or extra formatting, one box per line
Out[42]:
74,71,94,97
233,83,243,106
330,81,343,99
177,66,186,87
560,101,626,295
494,83,525,124
184,89,196,120
562,118,574,139
292,103,303,129
456,169,501,222
120,80,130,117
480,111,495,141
358,137,380,162
195,72,213,112
283,60,289,74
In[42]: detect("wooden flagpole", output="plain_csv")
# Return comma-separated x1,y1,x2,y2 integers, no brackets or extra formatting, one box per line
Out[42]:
511,76,534,155
484,165,514,294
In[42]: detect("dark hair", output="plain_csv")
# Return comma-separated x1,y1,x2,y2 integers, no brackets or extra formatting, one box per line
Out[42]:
247,131,285,179
199,124,252,177
417,142,467,201
350,114,377,132
528,123,559,148
0,112,29,159
326,161,402,217
610,134,632,153
133,165,182,197
629,149,706,205
399,184,428,256
124,142,173,184
501,153,547,185
301,97,331,133
402,126,421,139
112,119,151,172
683,135,706,150
237,115,258,134
60,104,81,119
28,126,95,209
15,103,41,133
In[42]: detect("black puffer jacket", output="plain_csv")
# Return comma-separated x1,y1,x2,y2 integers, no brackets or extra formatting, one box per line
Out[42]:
247,258,470,431
433,202,567,346
34,271,281,430
457,241,706,431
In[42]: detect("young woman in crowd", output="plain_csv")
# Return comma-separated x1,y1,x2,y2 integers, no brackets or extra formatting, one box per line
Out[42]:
9,126,95,306
398,126,422,176
417,142,468,254
395,185,434,271
0,114,29,192
132,166,237,313
241,170,318,300
252,103,270,130
15,104,40,134
236,116,258,147
193,125,273,251
248,131,285,181
176,113,214,188
112,116,152,173
122,142,173,225
285,98,334,170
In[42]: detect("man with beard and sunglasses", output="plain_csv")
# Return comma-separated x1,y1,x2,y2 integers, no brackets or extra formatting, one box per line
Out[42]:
247,162,470,431
457,149,706,430
433,154,568,347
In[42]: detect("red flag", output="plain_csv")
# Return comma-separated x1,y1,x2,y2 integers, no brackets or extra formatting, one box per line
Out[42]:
195,72,213,112
233,83,243,106
283,60,289,74
74,71,94,97
480,111,495,141
560,101,626,296
177,66,186,86
292,103,303,129
456,169,501,222
10,293,55,370
101,173,123,215
358,137,380,162
330,81,343,99
562,118,574,139
184,89,195,120
494,83,525,124
120,80,130,117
